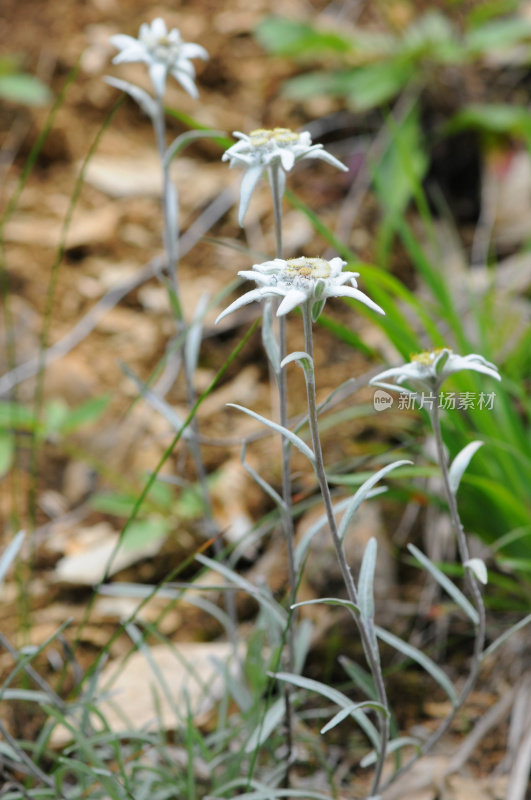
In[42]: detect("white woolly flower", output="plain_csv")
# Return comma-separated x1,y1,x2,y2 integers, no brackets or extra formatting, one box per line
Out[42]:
216,257,384,323
370,348,501,393
222,128,348,225
110,18,208,98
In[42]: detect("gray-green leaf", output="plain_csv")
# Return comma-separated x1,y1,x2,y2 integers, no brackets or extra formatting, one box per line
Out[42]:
358,537,377,627
408,543,479,624
375,626,458,706
104,76,157,118
227,403,315,463
448,440,483,495
338,460,411,542
274,671,380,749
245,697,285,752
0,530,25,586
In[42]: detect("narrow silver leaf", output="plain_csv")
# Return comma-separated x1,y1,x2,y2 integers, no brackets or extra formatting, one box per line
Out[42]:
448,440,483,495
338,460,411,542
165,129,225,167
375,626,458,706
227,403,315,463
274,671,379,749
185,292,210,379
291,597,359,615
360,736,421,767
0,530,25,586
196,554,286,627
358,537,377,625
408,544,479,624
321,700,388,735
261,299,280,374
240,440,285,510
482,613,531,661
104,76,157,118
245,697,285,753
464,557,488,585
280,350,314,377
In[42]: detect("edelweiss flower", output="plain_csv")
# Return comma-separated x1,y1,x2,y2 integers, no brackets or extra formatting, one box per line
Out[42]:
110,18,208,98
216,257,384,323
370,348,501,393
222,128,348,225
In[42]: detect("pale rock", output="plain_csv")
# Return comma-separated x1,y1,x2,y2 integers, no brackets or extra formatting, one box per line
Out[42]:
54,523,166,585
50,640,242,744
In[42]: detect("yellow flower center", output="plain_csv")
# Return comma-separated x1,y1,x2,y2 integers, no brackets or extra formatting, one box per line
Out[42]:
411,347,451,366
285,257,332,279
249,128,300,148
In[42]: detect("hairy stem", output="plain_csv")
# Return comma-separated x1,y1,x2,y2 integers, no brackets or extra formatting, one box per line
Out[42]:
269,163,296,779
153,100,238,644
429,402,486,728
269,165,283,259
269,166,297,647
301,302,389,796
383,400,486,789
153,103,182,320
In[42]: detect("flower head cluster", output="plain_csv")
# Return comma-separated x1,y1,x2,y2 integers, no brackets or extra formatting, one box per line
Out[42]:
370,348,501,394
216,257,384,323
223,128,348,224
110,18,208,98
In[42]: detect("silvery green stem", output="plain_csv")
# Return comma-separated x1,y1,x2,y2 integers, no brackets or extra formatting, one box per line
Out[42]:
269,163,296,778
278,314,296,613
153,97,203,487
428,402,486,719
384,400,487,789
153,101,182,322
269,165,283,259
301,301,389,796
153,98,237,644
268,165,296,627
431,404,481,593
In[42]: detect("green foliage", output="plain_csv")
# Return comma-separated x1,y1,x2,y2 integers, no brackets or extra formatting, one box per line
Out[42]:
90,478,208,548
0,395,110,476
274,13,531,576
282,63,416,111
255,17,355,57
0,56,52,106
374,105,428,219
445,104,531,143
0,555,312,799
288,101,531,583
0,430,15,476
256,9,531,113
91,479,173,518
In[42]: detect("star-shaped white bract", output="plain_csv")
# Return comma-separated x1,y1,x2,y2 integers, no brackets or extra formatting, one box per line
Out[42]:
110,18,208,98
216,257,384,323
222,128,348,225
369,348,501,394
